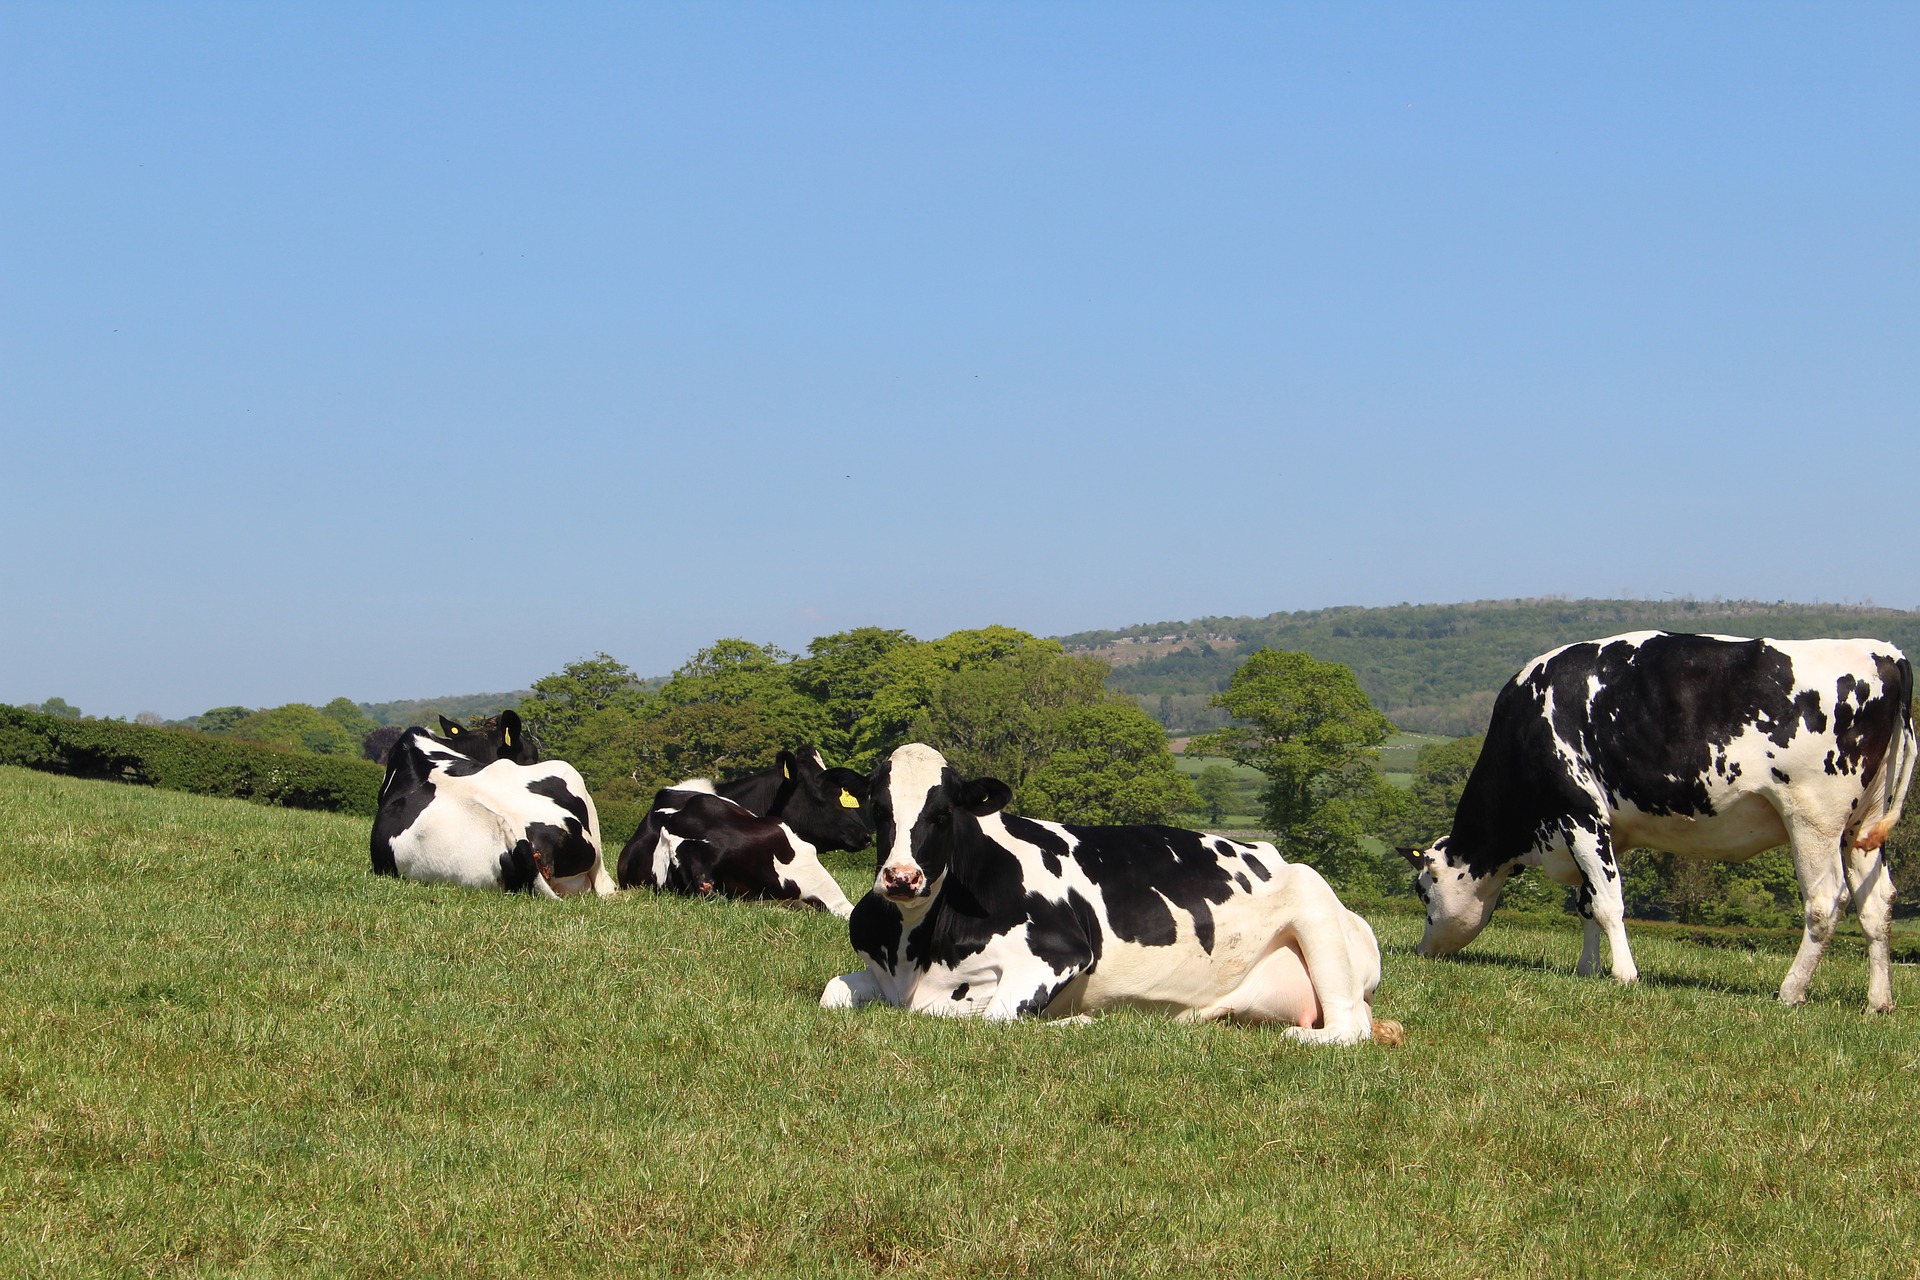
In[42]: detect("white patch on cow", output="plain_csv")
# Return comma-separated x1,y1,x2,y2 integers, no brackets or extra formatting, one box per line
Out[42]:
880,741,948,883
667,777,718,795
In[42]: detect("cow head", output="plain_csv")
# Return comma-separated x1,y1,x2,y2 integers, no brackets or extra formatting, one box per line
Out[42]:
869,743,1010,905
434,710,539,766
768,746,873,853
1398,837,1504,956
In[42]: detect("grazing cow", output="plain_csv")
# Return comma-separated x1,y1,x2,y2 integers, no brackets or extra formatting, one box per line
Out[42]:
820,743,1399,1045
371,710,613,898
1402,632,1915,1011
616,747,872,918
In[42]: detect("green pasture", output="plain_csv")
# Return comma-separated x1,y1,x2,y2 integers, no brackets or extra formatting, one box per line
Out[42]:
5,765,1919,1278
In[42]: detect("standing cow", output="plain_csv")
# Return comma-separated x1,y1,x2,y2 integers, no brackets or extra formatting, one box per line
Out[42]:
617,747,872,917
1402,633,1914,1011
821,743,1399,1045
372,710,613,898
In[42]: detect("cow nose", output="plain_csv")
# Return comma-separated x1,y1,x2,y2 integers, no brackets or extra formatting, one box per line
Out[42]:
881,866,924,895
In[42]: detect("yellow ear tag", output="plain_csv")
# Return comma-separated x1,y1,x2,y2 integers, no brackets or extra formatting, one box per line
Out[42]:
839,789,860,809
782,763,791,779
447,724,461,735
502,728,512,745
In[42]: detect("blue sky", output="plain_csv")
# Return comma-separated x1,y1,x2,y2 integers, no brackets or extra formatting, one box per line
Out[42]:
4,3,1915,718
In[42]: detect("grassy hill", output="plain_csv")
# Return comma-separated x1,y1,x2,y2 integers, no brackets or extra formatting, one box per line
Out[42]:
7,765,1919,1277
1061,598,1920,734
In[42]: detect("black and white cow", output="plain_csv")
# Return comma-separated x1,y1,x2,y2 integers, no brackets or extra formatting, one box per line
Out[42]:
371,710,613,898
820,743,1399,1045
616,747,872,917
1402,633,1914,1011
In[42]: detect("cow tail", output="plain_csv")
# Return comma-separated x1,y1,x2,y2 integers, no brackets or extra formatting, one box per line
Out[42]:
1854,656,1916,854
1370,1018,1407,1047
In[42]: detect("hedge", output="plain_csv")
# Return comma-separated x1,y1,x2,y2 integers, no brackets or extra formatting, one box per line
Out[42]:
0,705,384,817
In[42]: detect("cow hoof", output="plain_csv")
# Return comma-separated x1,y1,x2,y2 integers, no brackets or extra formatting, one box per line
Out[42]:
819,977,855,1009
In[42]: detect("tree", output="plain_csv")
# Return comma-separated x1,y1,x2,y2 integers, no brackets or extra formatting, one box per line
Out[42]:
319,697,378,746
911,646,1111,797
1195,765,1238,825
849,626,1056,767
518,654,648,758
1190,648,1402,889
31,697,83,720
621,639,830,794
194,706,252,735
789,627,916,761
1384,735,1483,849
227,704,359,756
1021,703,1201,825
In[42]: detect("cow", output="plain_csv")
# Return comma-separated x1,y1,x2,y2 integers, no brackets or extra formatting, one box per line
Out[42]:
1400,632,1915,1012
616,746,872,918
370,709,613,898
820,743,1401,1046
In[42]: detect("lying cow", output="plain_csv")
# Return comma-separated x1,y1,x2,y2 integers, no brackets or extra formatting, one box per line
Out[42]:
371,709,613,898
821,743,1399,1045
616,747,872,917
1402,632,1915,1011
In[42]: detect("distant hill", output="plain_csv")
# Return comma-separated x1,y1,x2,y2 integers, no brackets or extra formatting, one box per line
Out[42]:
1059,598,1920,736
359,691,532,729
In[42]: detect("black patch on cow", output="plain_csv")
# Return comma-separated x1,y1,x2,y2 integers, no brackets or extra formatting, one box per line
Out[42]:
1018,973,1079,1018
1235,872,1251,892
950,982,969,1001
849,893,904,975
1003,815,1067,876
525,819,597,879
499,840,541,892
1772,767,1791,784
526,775,591,827
1062,825,1237,953
1446,635,1828,879
1241,851,1271,881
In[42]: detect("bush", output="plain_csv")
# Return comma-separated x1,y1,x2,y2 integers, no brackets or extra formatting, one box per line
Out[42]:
0,705,383,816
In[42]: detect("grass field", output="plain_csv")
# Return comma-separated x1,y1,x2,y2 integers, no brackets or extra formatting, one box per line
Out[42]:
6,765,1920,1278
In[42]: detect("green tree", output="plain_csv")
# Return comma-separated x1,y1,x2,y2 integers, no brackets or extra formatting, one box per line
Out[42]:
1191,647,1403,889
622,639,830,794
1384,735,1483,849
1195,764,1238,825
194,706,252,735
850,625,1054,767
31,697,84,720
910,646,1111,797
227,704,358,756
789,627,916,760
518,653,648,758
318,697,378,746
1021,702,1201,825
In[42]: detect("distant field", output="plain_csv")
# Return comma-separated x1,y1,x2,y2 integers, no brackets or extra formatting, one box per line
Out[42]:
6,766,1919,1278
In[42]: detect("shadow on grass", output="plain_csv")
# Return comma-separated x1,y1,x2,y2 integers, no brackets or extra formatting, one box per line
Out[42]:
1386,942,1784,998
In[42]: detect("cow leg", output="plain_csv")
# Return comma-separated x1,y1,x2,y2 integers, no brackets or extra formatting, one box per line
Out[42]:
1779,819,1849,1007
1573,883,1604,977
1846,843,1896,1014
820,969,888,1009
774,849,856,919
1566,825,1635,984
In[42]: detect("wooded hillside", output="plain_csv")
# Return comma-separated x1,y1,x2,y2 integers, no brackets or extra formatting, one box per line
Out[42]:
1061,598,1920,734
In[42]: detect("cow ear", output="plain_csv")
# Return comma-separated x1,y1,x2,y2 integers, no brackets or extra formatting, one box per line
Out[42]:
1396,846,1427,868
960,777,1012,816
776,750,797,781
822,767,868,809
439,716,463,738
497,710,519,750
